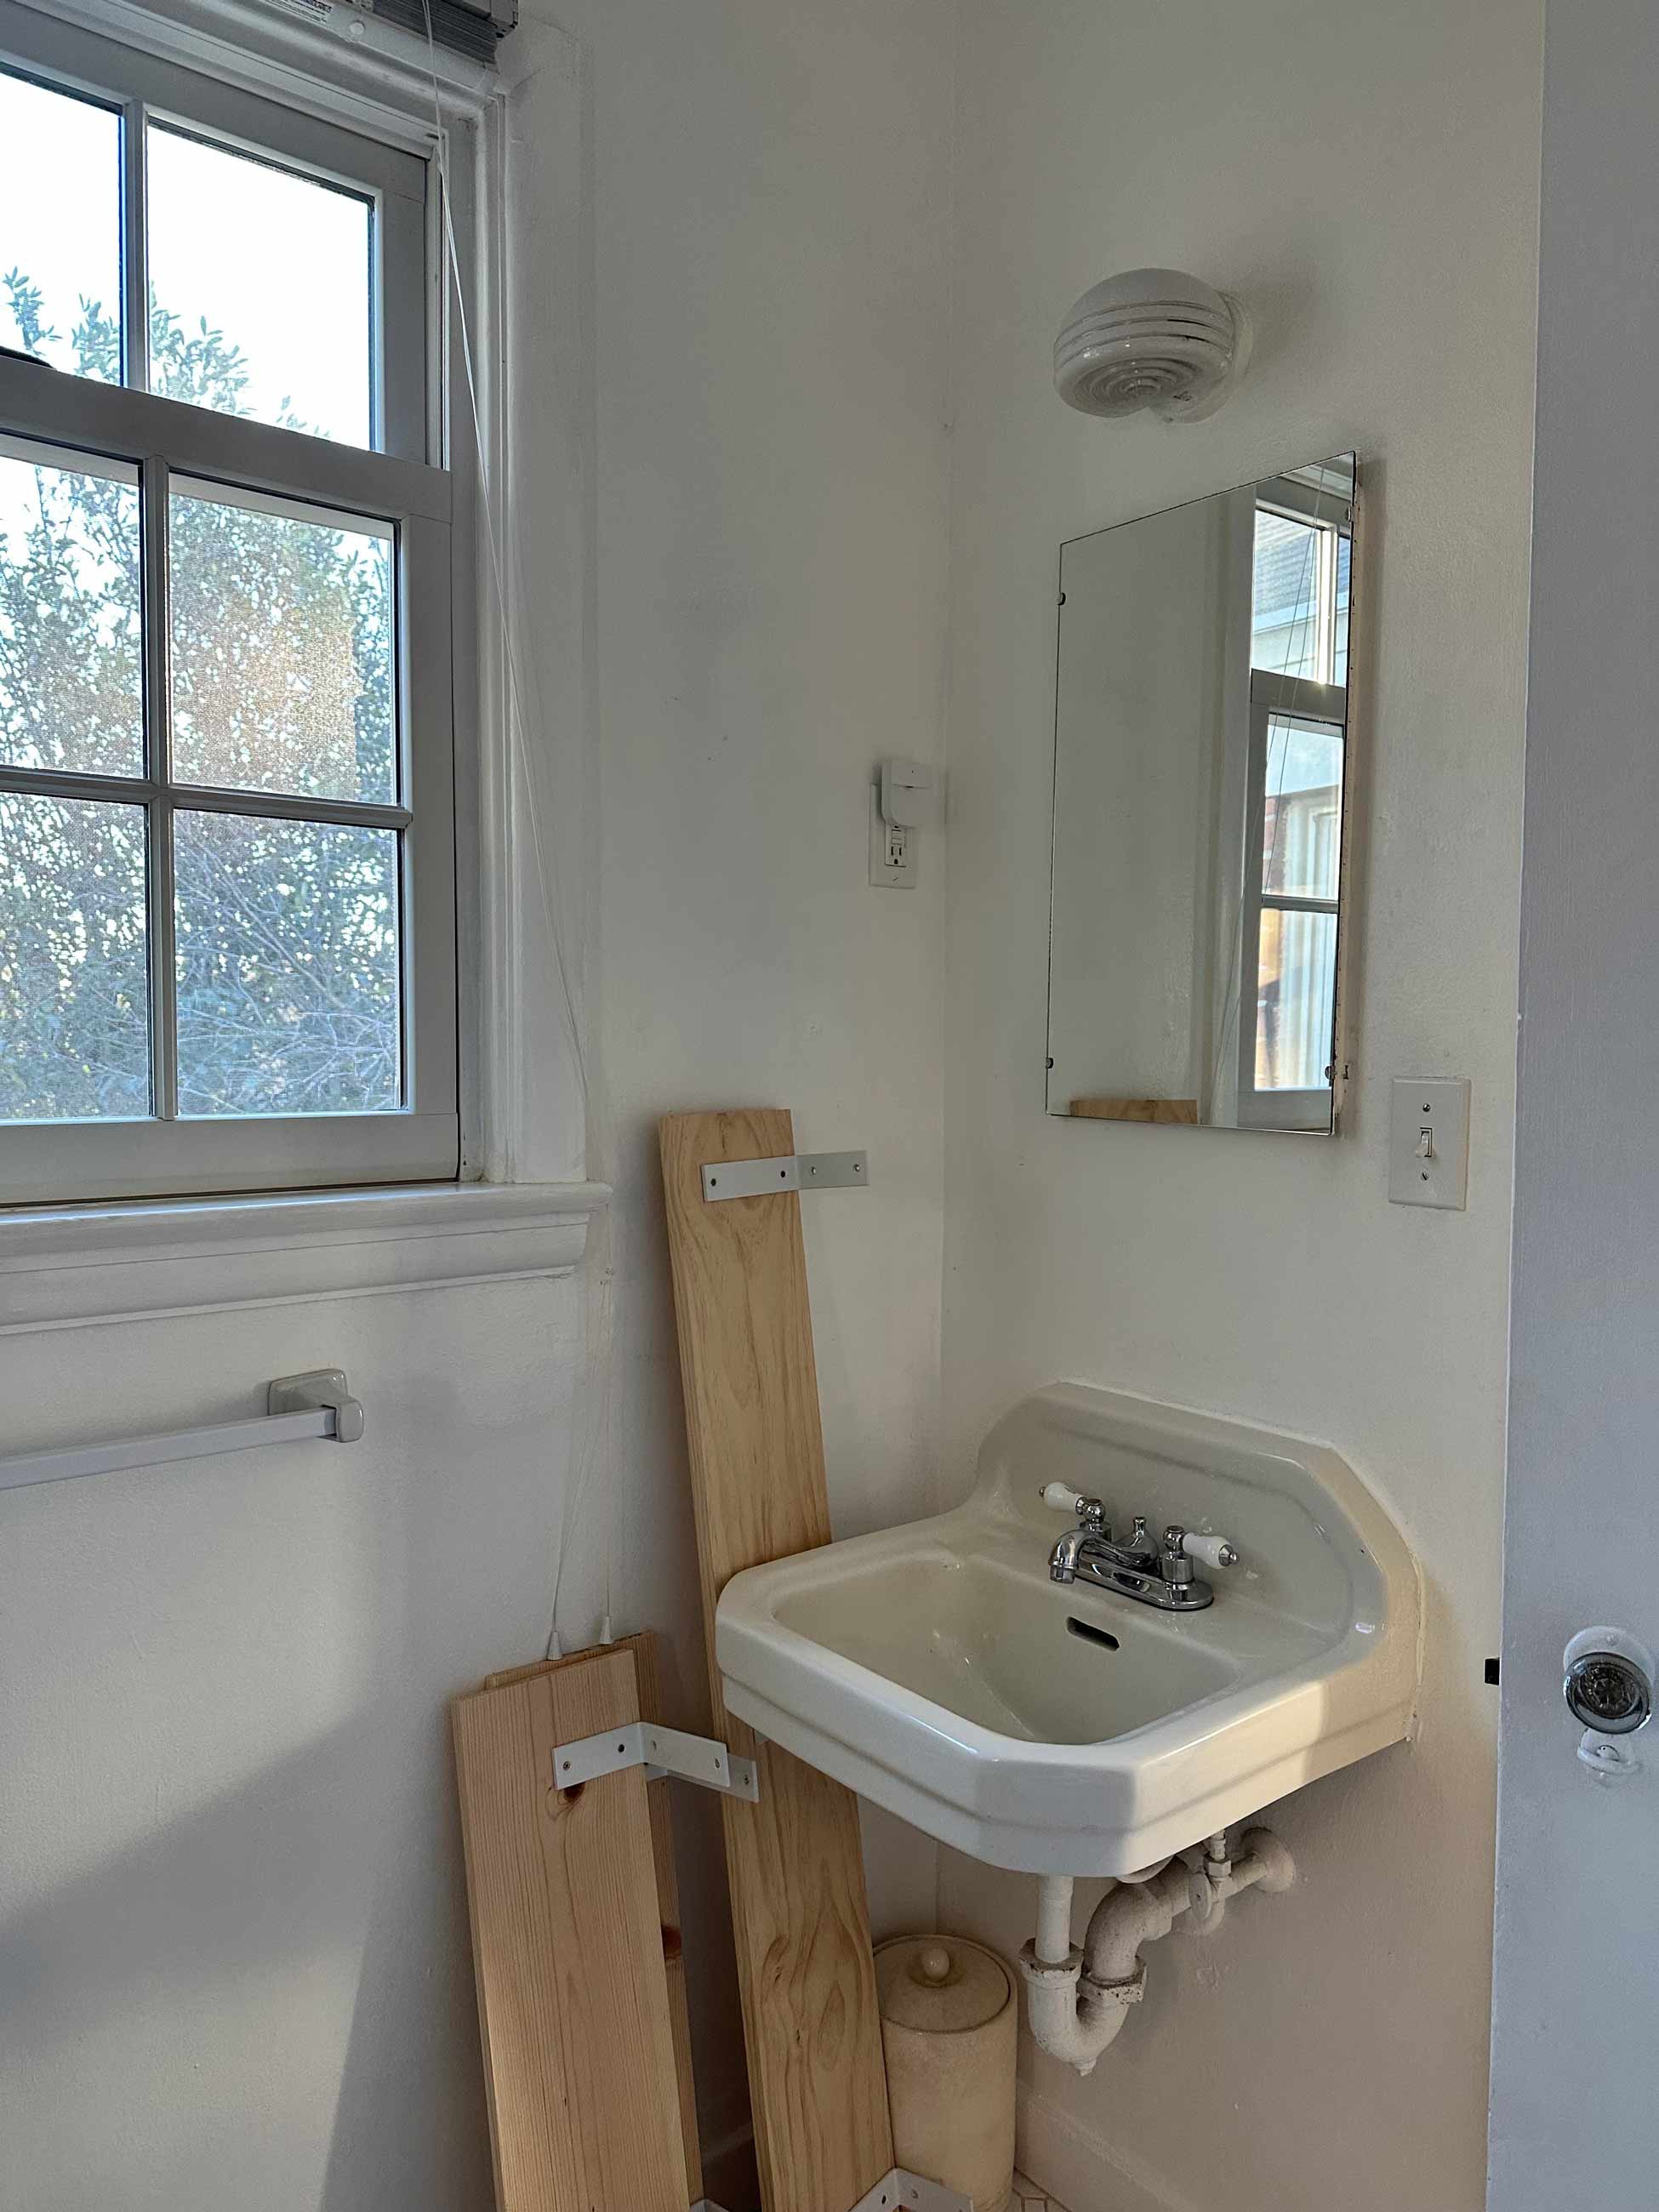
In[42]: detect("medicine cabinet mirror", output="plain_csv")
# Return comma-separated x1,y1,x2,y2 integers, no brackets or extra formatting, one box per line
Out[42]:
1046,452,1357,1134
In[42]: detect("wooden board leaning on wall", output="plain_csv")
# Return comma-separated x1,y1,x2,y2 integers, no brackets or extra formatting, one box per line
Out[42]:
660,1107,894,2212
453,1635,698,2212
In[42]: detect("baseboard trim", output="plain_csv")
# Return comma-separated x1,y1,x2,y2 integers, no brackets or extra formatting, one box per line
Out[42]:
1016,2081,1201,2212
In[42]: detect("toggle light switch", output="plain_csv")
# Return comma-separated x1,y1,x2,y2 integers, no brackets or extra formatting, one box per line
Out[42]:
1389,1078,1470,1210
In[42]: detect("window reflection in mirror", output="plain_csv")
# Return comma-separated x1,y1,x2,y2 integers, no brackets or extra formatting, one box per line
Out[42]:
1046,453,1356,1134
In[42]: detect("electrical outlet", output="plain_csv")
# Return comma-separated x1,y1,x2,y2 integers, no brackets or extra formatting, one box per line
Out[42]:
869,782,918,887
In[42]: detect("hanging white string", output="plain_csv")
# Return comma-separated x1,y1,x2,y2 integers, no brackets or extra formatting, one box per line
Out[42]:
419,3,617,1656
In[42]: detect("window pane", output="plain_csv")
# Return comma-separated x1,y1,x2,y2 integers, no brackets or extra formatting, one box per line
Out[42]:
1263,716,1343,901
0,71,123,383
1255,906,1336,1093
0,792,150,1120
174,810,400,1116
1251,510,1323,681
170,481,395,804
147,124,373,447
0,442,144,778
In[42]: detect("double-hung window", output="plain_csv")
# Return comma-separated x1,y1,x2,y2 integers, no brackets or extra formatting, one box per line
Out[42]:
0,3,457,1204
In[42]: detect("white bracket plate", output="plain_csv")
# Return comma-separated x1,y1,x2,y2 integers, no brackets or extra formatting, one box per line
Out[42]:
688,2169,964,2212
552,1719,761,1802
701,1150,868,1203
851,2171,972,2212
691,2180,964,2212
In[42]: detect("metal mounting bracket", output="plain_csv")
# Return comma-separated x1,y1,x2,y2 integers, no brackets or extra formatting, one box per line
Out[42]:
700,1149,868,1203
850,2171,972,2212
688,2175,966,2212
551,1719,761,1802
266,1367,365,1444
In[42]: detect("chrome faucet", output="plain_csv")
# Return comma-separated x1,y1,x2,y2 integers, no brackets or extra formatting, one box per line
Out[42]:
1040,1483,1238,1613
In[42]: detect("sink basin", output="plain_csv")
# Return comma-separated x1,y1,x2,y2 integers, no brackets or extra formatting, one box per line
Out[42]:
715,1383,1420,1875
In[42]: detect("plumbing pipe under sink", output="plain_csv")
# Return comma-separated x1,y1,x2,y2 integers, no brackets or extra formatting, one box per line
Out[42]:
1018,1826,1296,2074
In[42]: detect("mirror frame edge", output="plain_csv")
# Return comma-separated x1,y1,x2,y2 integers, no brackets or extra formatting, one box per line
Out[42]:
1044,448,1365,1139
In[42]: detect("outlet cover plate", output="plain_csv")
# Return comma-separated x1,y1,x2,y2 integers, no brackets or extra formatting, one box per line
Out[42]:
1389,1077,1470,1210
869,783,917,887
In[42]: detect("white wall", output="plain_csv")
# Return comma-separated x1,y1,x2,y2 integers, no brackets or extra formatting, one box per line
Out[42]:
537,0,954,2175
0,1280,586,2212
939,6,1541,2210
0,4,953,2206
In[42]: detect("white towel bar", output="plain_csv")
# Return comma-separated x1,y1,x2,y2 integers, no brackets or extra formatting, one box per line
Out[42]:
0,1367,363,1495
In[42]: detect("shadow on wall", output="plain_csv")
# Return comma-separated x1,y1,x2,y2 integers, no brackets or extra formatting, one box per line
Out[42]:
319,1708,493,2210
0,1707,493,2211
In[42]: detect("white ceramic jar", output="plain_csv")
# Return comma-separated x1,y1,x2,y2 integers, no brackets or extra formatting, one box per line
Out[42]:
875,1933,1017,2212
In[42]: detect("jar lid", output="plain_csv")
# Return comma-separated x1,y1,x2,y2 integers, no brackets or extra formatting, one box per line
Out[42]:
875,1934,1012,2035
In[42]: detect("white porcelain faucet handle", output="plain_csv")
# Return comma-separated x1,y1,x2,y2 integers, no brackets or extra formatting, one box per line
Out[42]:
1041,1482,1086,1513
1183,1532,1239,1571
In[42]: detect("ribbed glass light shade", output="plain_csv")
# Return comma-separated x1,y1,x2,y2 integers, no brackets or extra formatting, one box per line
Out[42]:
1054,268,1249,421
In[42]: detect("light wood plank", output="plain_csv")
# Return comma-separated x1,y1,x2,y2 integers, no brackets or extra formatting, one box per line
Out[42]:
453,1643,689,2212
478,1634,704,2201
660,1107,893,2212
1068,1095,1200,1123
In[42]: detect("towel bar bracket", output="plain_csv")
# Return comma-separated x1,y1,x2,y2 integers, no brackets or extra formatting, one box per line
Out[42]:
268,1368,365,1444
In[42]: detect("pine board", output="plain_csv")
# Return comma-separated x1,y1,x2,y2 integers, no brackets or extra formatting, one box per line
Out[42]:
479,1633,704,2203
659,1107,893,2212
453,1642,689,2212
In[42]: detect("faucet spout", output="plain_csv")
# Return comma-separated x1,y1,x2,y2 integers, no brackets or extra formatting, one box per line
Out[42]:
1063,1515,1156,1577
1049,1528,1086,1583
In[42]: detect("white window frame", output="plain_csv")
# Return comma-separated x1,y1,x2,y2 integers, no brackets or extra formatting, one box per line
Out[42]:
1234,672,1346,1132
0,0,607,1328
0,0,460,1202
0,2,432,459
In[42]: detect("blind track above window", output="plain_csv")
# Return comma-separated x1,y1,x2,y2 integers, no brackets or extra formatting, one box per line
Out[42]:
250,0,512,65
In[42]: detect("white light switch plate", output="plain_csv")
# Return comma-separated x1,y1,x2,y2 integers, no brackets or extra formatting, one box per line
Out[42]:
1389,1077,1470,1210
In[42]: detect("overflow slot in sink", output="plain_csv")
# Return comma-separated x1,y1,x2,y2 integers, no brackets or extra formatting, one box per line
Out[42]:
1066,1616,1120,1652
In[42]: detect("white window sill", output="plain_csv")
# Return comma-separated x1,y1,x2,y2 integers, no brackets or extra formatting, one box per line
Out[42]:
0,1180,612,1335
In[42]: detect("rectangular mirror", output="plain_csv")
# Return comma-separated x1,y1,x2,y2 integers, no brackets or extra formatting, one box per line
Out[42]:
1046,453,1357,1134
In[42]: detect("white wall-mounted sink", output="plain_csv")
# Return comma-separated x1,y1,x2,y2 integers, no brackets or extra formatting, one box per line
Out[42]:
715,1384,1420,1875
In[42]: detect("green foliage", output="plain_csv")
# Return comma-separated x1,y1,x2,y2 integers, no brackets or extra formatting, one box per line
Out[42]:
0,274,397,1123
